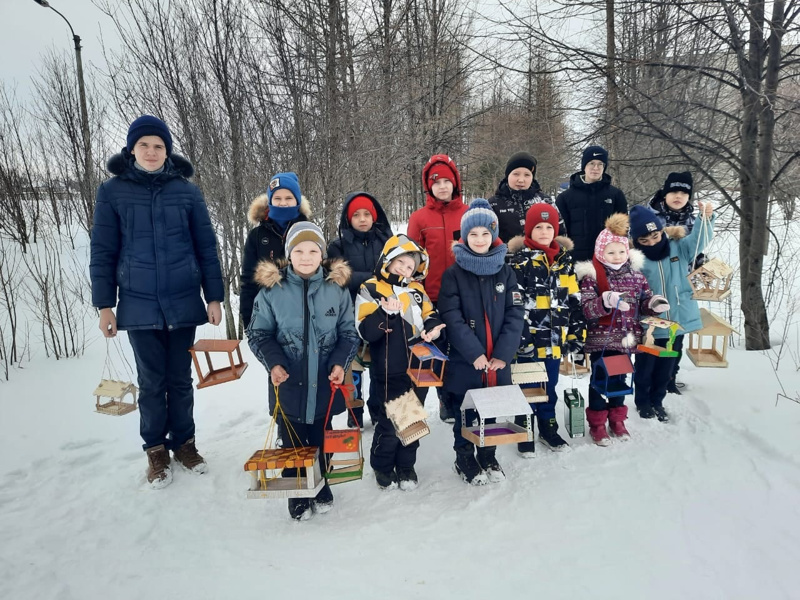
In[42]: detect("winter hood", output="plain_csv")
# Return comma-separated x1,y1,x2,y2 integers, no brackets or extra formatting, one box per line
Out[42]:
106,149,194,178
375,234,430,283
507,234,574,255
248,193,312,226
422,154,462,200
574,248,645,281
337,191,392,237
253,258,351,289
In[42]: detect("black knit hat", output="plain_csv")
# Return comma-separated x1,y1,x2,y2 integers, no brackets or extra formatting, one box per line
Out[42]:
581,145,608,170
505,151,537,177
663,171,693,199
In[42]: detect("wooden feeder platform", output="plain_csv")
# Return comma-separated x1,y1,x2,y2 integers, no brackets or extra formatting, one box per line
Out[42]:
689,258,733,302
511,361,549,403
686,308,738,368
638,316,681,357
407,342,448,387
559,353,591,376
386,389,430,446
244,446,324,499
94,379,138,416
189,339,248,389
460,385,534,447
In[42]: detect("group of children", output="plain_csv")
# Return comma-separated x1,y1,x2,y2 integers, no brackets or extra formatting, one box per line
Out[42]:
241,152,715,521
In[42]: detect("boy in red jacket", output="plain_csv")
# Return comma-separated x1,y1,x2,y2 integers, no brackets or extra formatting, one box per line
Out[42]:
407,154,467,423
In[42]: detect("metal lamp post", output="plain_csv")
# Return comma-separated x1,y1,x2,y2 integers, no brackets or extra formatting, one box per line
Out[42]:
33,0,94,206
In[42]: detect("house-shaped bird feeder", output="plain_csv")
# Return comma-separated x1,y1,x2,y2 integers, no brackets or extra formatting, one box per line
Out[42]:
386,389,430,446
638,316,682,358
94,379,138,416
563,388,585,438
686,308,738,368
559,353,591,376
460,384,534,447
689,258,733,302
244,446,324,499
407,342,448,387
511,360,549,403
323,429,364,484
189,339,248,389
590,355,634,399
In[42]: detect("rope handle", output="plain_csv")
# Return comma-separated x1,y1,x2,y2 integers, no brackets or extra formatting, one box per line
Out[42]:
692,204,713,263
324,381,359,429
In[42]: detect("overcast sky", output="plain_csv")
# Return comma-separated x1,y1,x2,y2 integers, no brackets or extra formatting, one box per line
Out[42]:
1,0,115,98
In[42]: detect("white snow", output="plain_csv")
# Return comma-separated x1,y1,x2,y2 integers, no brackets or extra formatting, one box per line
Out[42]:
2,211,800,599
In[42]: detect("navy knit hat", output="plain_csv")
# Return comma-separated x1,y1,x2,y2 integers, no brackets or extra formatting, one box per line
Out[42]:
127,115,173,156
268,172,302,206
461,198,500,243
505,151,537,177
663,171,693,199
629,205,665,240
581,145,608,171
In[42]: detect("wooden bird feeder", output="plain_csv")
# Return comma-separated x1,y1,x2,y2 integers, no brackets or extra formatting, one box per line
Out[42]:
324,429,364,484
189,339,248,389
94,379,138,416
511,360,549,403
590,355,634,399
559,353,591,376
689,258,733,302
460,385,534,447
244,446,324,499
407,342,448,387
386,389,430,446
686,308,738,368
638,316,682,358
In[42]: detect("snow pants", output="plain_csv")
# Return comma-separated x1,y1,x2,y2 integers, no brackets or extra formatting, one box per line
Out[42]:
369,376,423,474
634,335,684,411
128,325,197,451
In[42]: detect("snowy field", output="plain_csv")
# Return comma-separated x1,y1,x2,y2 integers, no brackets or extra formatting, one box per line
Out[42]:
2,210,800,599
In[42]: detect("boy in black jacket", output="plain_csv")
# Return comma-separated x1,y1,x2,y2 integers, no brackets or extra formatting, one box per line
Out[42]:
327,192,393,427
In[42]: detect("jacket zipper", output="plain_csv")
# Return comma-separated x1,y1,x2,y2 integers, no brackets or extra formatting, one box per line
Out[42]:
657,261,669,320
302,278,310,420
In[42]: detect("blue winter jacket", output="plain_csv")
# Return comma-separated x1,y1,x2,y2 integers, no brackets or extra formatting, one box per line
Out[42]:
639,215,715,338
90,151,224,330
247,259,360,424
438,263,525,395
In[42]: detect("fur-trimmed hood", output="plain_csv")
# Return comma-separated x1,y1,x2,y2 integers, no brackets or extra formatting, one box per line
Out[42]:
664,225,686,240
253,258,351,288
248,194,312,226
507,234,574,254
574,248,645,281
106,149,194,178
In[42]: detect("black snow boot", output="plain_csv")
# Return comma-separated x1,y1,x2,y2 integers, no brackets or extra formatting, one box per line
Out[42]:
439,395,455,424
397,466,419,491
637,405,656,419
654,405,670,423
312,483,334,514
288,498,312,521
454,446,488,485
538,417,569,452
476,446,505,483
666,379,682,395
375,469,398,490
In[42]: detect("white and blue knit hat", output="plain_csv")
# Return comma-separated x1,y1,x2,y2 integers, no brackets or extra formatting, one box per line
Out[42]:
285,221,326,258
460,198,499,242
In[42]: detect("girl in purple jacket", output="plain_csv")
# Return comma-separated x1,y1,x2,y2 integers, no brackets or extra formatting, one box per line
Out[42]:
574,214,669,446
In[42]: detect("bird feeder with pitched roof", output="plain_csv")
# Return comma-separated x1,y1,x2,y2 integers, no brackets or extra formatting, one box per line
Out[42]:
94,379,138,416
689,258,733,302
407,342,448,387
460,384,534,447
686,308,738,368
590,354,634,398
511,360,549,403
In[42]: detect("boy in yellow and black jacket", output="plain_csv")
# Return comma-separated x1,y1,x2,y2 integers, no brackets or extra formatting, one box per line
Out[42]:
508,203,585,456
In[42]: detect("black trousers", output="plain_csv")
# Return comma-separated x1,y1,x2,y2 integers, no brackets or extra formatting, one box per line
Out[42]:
634,335,684,410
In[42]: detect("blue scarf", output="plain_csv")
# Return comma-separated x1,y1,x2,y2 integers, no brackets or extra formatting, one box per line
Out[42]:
452,242,507,276
269,204,300,229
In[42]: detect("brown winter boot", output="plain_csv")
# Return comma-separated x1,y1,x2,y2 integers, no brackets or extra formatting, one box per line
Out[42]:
173,437,208,474
146,444,173,489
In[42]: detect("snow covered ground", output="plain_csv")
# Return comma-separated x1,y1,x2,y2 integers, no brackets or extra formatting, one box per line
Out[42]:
2,210,800,599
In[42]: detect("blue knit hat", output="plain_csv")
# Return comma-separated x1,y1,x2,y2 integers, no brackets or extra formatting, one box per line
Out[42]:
581,145,608,170
127,115,173,156
629,205,665,240
461,198,499,242
268,172,302,206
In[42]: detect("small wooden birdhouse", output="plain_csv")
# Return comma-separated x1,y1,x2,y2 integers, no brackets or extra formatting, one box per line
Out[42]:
638,316,681,358
689,258,733,301
460,385,534,447
407,342,448,387
94,379,138,416
511,360,549,403
244,446,325,499
189,339,248,389
686,308,738,368
559,353,591,376
385,389,430,446
590,355,634,399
